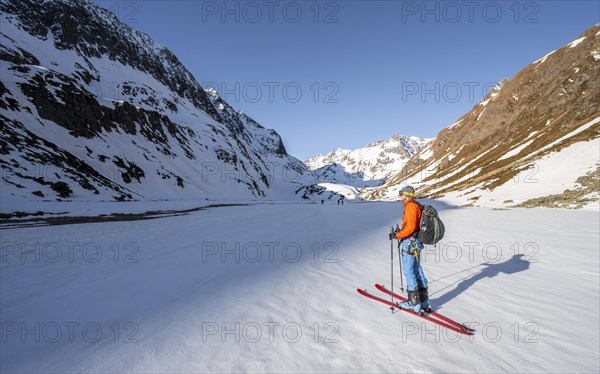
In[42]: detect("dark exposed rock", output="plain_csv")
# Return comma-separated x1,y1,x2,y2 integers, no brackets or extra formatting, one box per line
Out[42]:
0,42,40,65
113,157,145,184
0,116,135,200
51,181,72,198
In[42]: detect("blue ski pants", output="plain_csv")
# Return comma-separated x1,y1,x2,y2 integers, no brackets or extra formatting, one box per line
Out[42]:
401,238,428,291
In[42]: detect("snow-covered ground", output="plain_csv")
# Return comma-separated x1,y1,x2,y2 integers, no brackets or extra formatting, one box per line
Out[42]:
375,133,599,210
1,202,599,373
441,137,600,210
317,183,362,201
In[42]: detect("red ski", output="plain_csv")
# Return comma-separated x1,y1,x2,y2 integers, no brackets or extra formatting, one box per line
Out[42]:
357,288,474,336
374,284,475,334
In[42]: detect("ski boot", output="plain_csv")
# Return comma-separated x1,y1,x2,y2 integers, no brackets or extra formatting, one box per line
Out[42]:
398,289,423,314
419,287,432,313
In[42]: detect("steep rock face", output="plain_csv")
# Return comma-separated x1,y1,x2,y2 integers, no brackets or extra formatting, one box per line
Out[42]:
0,0,314,205
1,0,220,121
366,25,600,208
305,135,430,188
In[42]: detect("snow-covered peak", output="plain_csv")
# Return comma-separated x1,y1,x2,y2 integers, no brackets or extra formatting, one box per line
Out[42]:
304,135,431,187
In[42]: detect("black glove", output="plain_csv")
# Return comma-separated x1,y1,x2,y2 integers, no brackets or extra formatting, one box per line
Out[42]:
389,231,398,240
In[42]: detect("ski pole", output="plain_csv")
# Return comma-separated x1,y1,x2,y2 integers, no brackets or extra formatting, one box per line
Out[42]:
396,225,405,292
390,226,394,312
397,241,405,292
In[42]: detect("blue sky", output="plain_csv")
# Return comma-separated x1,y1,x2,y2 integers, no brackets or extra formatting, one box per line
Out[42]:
92,1,599,160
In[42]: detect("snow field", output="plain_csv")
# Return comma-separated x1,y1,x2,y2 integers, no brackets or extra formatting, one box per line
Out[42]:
0,202,598,372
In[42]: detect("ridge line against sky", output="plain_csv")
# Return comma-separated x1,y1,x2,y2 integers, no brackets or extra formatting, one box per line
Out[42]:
90,0,600,160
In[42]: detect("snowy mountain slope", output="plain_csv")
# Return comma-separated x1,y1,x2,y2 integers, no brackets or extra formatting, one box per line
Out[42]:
1,203,598,372
306,162,384,188
292,182,363,205
365,25,600,209
0,0,314,210
305,135,430,187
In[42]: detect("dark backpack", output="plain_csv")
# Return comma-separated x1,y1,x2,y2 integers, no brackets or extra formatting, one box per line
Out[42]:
410,201,445,245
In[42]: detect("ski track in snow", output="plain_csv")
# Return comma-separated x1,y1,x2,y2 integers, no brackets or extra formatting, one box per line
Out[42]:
1,202,599,373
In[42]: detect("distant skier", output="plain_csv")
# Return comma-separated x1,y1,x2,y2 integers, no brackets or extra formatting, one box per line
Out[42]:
389,186,430,313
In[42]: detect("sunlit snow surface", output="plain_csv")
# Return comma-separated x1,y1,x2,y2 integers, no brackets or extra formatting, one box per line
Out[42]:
1,202,598,373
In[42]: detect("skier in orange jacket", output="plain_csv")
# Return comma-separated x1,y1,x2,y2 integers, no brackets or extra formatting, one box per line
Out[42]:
393,186,430,313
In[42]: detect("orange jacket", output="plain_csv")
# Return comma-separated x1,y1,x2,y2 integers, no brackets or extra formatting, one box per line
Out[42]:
395,198,422,240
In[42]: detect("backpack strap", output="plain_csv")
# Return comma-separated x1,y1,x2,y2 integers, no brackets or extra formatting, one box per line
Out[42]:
407,200,423,238
409,199,423,211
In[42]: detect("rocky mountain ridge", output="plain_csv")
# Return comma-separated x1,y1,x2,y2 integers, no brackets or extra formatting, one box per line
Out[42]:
364,24,600,209
0,0,316,208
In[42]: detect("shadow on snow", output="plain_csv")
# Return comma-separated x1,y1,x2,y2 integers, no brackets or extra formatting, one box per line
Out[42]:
429,254,531,309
